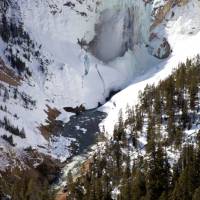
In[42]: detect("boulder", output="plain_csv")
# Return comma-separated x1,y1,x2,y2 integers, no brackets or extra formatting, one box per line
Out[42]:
153,38,171,59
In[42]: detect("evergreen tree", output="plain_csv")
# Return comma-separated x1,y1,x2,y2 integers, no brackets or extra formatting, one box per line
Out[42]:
146,145,170,200
132,169,146,200
193,187,200,200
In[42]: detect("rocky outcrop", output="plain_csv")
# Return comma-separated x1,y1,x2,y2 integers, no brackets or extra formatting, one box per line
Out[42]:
176,0,189,6
149,0,188,59
64,104,86,115
153,37,171,59
151,0,189,30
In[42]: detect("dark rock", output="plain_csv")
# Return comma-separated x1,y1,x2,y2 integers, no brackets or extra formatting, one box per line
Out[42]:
153,38,171,59
64,104,86,115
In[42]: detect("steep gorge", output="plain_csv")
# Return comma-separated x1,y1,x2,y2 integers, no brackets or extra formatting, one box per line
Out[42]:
1,0,200,199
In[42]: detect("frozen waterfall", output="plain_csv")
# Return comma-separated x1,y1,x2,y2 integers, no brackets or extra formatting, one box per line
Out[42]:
89,0,151,62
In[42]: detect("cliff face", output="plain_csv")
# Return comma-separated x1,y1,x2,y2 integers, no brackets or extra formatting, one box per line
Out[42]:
89,0,191,62
151,0,189,30
89,8,135,62
89,0,150,62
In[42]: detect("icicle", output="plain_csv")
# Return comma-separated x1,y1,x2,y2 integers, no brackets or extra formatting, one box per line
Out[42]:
95,64,106,97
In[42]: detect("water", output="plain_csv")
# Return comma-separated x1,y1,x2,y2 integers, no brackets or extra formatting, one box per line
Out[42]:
54,109,107,190
61,109,107,154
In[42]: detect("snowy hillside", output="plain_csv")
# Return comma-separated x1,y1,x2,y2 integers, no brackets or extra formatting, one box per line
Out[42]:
0,0,200,172
100,0,200,136
63,56,200,200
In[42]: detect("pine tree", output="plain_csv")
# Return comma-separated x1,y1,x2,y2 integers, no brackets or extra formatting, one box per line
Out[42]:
193,187,200,200
132,169,146,200
146,145,170,200
172,145,197,200
0,13,10,42
146,113,156,153
66,170,76,199
120,151,131,200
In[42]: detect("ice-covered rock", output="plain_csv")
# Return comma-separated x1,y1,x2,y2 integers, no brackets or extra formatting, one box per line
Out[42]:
89,8,134,62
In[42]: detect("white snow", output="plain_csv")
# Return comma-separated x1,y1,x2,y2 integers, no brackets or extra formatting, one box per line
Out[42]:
48,135,76,162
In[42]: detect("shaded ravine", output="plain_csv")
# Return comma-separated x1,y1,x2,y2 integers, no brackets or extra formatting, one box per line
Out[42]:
53,109,107,193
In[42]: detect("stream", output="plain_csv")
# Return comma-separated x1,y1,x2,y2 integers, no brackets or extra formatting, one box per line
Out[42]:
53,108,107,191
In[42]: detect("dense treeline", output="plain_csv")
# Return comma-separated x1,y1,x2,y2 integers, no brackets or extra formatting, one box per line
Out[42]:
65,56,200,200
0,12,29,73
0,169,52,200
0,156,59,200
0,6,49,75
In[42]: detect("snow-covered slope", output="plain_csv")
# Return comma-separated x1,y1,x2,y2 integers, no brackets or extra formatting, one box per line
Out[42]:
100,0,200,136
0,0,200,170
